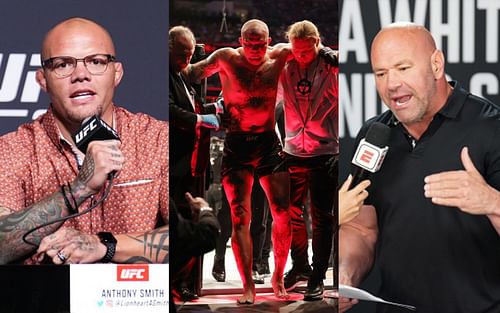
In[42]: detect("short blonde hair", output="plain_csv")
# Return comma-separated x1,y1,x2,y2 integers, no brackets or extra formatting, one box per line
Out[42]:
286,20,320,41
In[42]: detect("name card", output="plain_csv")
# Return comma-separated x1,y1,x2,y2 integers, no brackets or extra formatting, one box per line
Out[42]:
70,264,169,313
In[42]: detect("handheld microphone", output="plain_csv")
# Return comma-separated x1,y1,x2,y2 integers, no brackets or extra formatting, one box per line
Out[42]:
351,122,390,187
73,115,120,153
23,116,120,247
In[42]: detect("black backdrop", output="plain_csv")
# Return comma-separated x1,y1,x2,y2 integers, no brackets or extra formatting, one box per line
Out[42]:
0,0,168,136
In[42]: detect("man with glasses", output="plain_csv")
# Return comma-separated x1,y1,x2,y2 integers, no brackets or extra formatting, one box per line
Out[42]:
0,17,168,265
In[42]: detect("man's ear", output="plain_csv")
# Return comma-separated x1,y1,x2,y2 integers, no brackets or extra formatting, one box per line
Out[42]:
113,62,124,87
431,49,445,79
35,69,48,92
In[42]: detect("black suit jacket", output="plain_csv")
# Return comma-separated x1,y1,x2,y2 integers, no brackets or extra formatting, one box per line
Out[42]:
170,198,220,273
169,68,214,170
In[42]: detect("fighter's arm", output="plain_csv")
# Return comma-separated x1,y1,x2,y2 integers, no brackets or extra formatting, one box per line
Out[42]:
268,43,293,61
185,48,230,82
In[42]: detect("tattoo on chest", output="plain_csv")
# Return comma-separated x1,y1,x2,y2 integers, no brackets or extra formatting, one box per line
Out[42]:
233,65,276,92
248,97,266,108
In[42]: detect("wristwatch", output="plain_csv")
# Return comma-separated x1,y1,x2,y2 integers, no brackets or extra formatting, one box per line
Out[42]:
97,232,117,263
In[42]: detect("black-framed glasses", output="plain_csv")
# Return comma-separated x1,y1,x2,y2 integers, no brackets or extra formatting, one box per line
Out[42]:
41,54,116,78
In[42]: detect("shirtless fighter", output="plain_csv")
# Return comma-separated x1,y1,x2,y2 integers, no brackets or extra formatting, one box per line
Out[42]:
186,19,291,303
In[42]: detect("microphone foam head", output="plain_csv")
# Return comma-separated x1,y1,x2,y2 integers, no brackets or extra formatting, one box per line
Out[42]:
365,122,391,148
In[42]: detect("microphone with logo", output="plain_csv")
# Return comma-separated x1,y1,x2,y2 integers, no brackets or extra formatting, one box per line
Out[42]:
22,116,121,247
73,115,120,180
350,122,390,187
73,115,120,153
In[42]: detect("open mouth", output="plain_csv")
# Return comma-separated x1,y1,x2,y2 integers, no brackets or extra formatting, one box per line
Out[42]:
393,95,411,107
70,90,96,100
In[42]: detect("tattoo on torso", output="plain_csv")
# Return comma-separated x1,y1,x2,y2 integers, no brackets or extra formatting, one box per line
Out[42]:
220,58,284,132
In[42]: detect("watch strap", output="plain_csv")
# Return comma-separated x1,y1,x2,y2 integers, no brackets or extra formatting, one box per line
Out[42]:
97,232,117,263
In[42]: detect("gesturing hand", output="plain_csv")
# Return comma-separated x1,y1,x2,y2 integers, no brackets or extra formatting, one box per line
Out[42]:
424,146,500,215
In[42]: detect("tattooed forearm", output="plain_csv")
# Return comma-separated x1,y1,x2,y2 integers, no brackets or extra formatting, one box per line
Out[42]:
69,154,97,201
77,154,95,184
0,190,74,264
123,226,169,264
188,54,220,82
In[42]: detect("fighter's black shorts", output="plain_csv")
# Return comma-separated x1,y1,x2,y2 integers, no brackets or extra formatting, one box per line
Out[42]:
221,131,286,178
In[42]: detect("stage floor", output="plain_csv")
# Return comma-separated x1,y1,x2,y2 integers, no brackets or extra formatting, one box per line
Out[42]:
176,294,337,312
174,240,337,312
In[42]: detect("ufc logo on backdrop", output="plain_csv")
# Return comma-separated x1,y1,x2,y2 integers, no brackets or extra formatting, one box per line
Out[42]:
117,265,149,281
0,53,41,103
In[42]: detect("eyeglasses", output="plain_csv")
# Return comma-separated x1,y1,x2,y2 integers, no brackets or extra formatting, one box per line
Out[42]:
41,54,116,78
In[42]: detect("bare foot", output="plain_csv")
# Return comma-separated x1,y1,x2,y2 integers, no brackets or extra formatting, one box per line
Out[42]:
272,271,289,299
237,287,255,304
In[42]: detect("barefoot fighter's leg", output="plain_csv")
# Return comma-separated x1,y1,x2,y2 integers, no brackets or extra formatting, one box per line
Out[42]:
223,169,256,304
260,171,291,299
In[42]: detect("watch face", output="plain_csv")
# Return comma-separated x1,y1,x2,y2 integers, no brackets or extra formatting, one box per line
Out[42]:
98,232,117,244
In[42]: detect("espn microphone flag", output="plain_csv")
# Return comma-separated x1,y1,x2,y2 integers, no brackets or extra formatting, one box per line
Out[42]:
351,122,390,186
73,115,120,153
